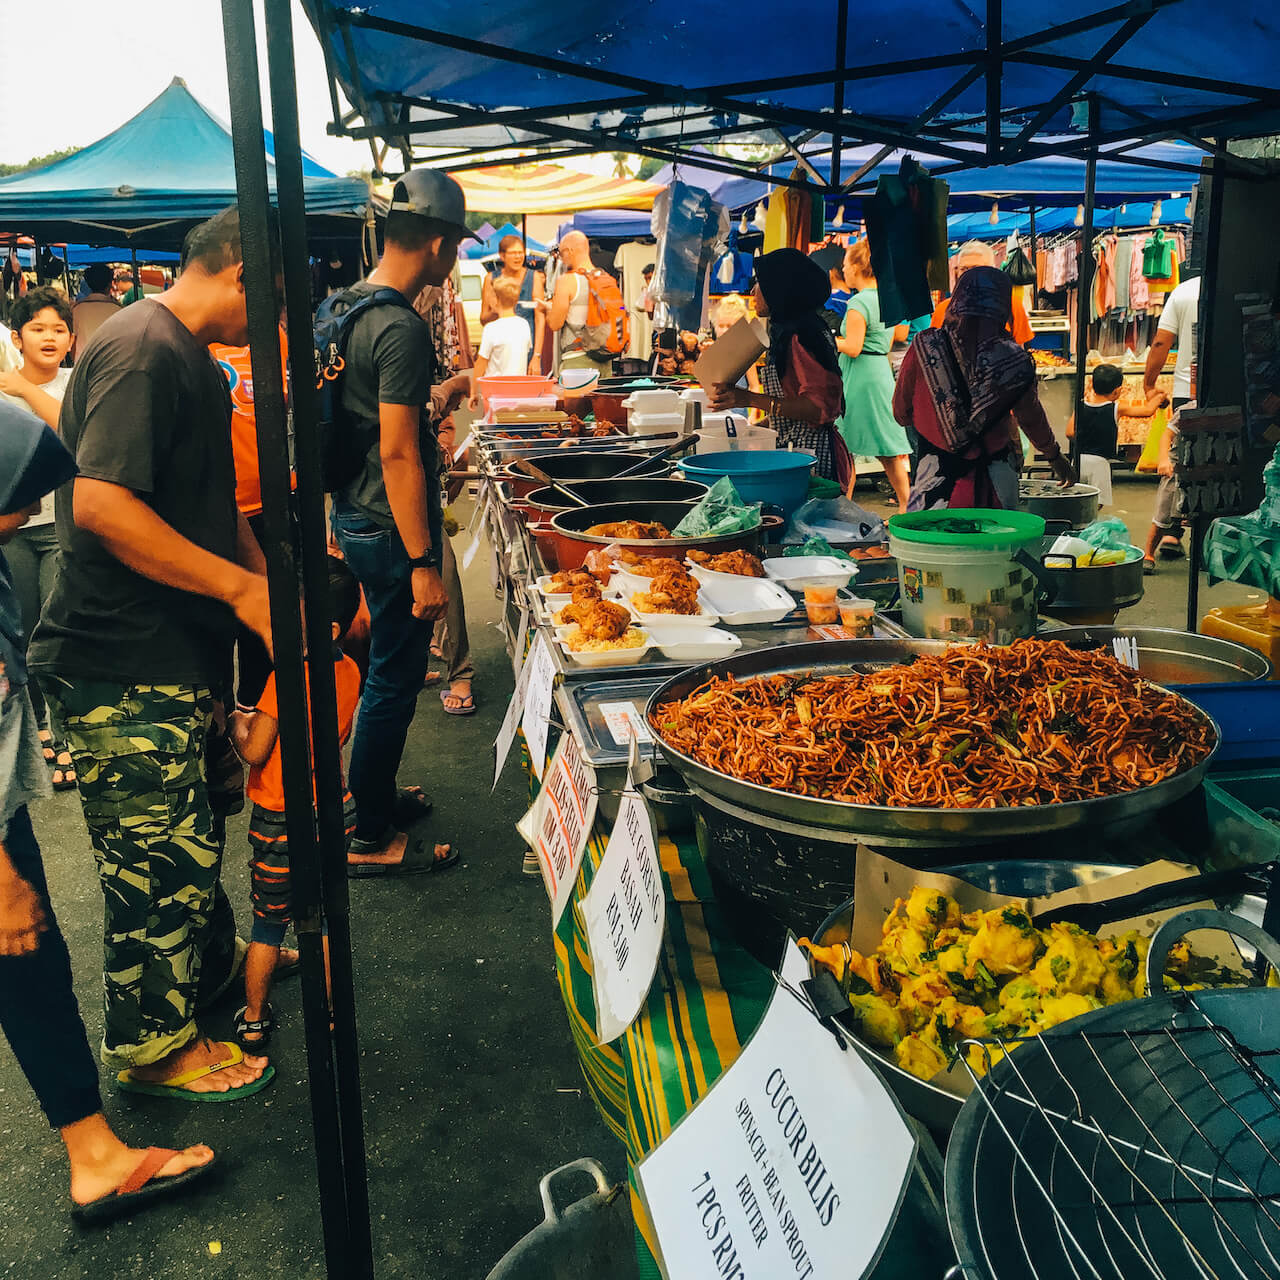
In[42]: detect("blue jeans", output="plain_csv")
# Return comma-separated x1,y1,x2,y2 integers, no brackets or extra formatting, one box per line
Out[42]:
331,503,435,843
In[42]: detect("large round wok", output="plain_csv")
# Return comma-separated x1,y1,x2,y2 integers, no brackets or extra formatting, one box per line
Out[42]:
498,449,670,499
545,500,768,572
522,477,707,518
646,639,1220,845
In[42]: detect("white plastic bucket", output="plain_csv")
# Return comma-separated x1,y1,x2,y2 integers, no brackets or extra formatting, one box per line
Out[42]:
888,508,1046,643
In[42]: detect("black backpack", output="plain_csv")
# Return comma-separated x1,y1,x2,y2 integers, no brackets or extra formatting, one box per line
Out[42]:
313,286,415,492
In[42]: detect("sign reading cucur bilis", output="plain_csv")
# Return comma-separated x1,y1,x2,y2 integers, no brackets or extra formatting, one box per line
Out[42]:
637,943,916,1280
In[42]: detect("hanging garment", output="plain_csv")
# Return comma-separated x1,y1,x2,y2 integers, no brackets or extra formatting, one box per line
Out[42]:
1148,251,1180,296
1113,237,1132,312
1128,234,1149,311
865,158,947,325
1142,229,1175,280
763,192,788,252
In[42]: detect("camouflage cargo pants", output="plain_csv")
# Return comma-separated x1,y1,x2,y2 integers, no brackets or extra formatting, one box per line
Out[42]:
44,678,240,1071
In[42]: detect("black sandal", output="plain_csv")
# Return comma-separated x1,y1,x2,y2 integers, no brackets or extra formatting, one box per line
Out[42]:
52,750,78,791
233,1004,274,1051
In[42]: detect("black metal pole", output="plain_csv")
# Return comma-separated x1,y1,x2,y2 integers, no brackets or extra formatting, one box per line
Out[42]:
262,5,375,1275
1070,98,1097,469
219,4,360,1277
1185,149,1225,633
130,247,141,298
830,0,849,190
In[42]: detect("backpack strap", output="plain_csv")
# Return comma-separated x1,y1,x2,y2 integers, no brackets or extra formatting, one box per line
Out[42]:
315,287,415,388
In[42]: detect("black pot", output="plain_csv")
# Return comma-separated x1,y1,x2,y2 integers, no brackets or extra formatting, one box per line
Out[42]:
524,477,708,516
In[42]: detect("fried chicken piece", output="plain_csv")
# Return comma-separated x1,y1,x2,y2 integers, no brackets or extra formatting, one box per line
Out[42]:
633,565,700,614
548,570,600,595
687,549,764,577
619,552,683,576
563,598,631,642
585,520,671,539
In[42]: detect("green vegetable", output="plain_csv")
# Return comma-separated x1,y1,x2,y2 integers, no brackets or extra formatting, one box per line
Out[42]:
943,737,971,763
1117,941,1139,982
1001,907,1037,936
846,974,873,996
973,961,996,991
1050,955,1071,983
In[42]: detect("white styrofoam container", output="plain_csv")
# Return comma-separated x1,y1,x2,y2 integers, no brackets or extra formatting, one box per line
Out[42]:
687,561,768,588
622,587,719,629
622,389,683,415
695,415,778,453
628,411,686,437
762,555,858,591
652,626,743,661
554,624,653,667
696,576,795,625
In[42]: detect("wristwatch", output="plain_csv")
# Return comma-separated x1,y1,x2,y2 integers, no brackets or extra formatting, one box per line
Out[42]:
407,551,442,570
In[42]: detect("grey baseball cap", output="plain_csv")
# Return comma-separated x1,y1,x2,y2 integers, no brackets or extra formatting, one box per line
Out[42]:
389,169,480,240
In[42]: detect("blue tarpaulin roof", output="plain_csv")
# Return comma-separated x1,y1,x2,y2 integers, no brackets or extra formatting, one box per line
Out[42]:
463,220,547,258
13,243,181,268
556,210,652,241
946,197,1191,240
301,2,1280,179
0,78,370,248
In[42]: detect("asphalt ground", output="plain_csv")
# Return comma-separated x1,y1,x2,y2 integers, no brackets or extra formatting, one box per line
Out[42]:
0,476,1263,1278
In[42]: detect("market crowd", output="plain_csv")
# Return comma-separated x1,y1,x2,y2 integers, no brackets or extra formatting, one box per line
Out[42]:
0,171,483,1221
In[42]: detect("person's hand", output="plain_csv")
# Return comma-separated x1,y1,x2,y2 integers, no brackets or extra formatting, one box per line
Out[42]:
440,372,473,417
1151,392,1170,409
0,869,47,956
228,571,274,660
528,356,542,376
411,566,448,621
0,370,29,400
705,382,743,412
1158,457,1175,479
1049,452,1078,488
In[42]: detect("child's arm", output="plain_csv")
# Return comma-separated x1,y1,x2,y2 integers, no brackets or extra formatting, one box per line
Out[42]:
1118,392,1169,419
229,706,279,767
0,373,61,430
1156,426,1177,478
473,354,489,379
1065,412,1075,439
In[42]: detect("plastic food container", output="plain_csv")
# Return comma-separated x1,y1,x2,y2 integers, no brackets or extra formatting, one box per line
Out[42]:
762,555,857,591
476,374,556,406
625,590,719,630
553,624,652,667
651,626,743,662
627,411,686,437
838,596,876,635
695,576,796,625
679,450,816,518
695,416,778,453
888,508,1046,642
804,584,840,624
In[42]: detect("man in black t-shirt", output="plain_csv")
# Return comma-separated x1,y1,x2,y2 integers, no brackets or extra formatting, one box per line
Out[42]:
330,170,474,877
31,207,275,1101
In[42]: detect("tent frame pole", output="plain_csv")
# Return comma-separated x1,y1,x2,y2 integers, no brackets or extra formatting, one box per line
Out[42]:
830,0,849,190
1070,97,1098,473
220,4,374,1277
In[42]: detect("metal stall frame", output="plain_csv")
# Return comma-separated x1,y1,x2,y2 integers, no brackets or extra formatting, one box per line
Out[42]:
221,1,375,1277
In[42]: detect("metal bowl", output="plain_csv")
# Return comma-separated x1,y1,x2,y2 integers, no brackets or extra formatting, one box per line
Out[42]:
648,640,1220,846
1046,624,1272,684
1019,480,1100,527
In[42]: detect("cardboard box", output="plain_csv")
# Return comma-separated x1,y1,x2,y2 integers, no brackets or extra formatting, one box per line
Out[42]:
693,316,769,387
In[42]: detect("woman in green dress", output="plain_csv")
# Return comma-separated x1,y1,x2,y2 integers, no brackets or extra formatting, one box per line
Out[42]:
836,240,911,508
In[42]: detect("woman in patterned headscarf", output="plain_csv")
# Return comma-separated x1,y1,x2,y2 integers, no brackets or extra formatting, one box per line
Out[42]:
894,266,1075,509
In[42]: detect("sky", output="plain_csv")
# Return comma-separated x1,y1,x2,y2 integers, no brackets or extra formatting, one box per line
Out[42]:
0,1,370,175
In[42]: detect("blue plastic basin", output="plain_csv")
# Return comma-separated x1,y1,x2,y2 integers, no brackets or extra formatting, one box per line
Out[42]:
678,450,816,518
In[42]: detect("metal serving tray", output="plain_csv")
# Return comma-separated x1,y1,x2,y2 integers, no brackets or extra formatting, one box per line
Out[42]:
647,640,1220,845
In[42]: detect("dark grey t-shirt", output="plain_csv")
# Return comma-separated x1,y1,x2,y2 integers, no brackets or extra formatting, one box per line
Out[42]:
29,301,239,687
336,281,437,527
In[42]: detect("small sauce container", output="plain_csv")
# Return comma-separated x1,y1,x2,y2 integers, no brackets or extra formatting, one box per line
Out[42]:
804,584,840,624
838,596,876,636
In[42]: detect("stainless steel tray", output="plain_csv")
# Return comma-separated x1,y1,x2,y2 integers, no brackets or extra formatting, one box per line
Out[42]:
647,640,1220,844
1045,624,1272,683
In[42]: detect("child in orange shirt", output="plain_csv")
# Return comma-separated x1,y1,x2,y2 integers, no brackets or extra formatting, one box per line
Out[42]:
228,556,362,1050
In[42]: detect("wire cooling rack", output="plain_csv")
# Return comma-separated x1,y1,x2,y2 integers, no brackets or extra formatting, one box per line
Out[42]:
945,990,1280,1280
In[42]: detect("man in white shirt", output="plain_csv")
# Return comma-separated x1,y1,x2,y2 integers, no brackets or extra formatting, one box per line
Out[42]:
1142,272,1200,562
473,275,532,378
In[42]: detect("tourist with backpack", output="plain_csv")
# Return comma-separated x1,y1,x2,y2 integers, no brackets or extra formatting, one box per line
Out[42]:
543,231,628,379
322,169,473,877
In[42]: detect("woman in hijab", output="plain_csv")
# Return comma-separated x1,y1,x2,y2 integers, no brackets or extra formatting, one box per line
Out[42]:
707,248,845,479
0,403,215,1222
894,266,1075,509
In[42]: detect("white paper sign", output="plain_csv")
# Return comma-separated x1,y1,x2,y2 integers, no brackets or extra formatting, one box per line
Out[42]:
581,789,665,1042
521,732,598,924
511,605,530,681
598,700,655,747
520,631,557,778
461,496,488,570
493,630,537,790
637,942,916,1280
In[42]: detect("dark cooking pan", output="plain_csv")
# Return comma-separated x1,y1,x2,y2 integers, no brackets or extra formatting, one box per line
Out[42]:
523,477,708,518
499,450,670,499
545,500,769,572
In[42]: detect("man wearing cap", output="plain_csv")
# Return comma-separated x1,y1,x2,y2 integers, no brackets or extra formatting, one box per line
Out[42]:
329,170,475,876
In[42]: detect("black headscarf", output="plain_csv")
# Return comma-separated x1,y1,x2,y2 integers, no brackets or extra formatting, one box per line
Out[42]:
753,248,839,378
1,401,76,690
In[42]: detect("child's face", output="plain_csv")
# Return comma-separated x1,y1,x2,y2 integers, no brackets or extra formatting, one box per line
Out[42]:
14,307,71,371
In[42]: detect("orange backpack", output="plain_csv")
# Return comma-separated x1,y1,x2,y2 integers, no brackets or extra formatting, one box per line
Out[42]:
577,268,631,360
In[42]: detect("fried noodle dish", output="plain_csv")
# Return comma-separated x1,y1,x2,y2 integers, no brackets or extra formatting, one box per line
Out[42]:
652,640,1214,808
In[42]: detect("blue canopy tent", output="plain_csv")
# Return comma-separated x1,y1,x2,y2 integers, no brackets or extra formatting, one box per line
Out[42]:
555,209,652,241
947,196,1191,241
10,242,181,268
463,219,547,258
0,77,371,250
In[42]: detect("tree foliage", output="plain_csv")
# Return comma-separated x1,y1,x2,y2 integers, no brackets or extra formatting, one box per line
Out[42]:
0,146,82,178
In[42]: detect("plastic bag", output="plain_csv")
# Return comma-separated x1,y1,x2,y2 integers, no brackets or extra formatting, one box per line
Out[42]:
672,475,761,537
650,181,730,333
783,536,855,564
787,496,886,545
1077,517,1132,552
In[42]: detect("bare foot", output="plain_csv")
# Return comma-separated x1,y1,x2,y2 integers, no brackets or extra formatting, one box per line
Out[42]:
70,1142,214,1207
347,829,410,868
128,1037,269,1094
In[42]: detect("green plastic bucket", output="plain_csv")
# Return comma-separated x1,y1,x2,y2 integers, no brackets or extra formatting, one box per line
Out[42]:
887,508,1047,642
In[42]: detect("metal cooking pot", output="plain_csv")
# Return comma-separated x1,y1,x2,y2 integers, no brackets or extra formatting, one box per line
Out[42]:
522,477,707,518
1035,539,1145,619
545,500,770,572
499,450,669,498
1019,480,1101,527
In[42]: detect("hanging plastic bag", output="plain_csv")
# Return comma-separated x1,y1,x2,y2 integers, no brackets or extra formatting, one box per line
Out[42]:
787,496,886,545
672,475,762,537
1136,407,1168,473
1002,244,1037,286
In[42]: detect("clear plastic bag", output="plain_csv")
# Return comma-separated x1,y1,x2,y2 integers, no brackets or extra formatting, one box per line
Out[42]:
782,536,855,564
1076,517,1132,552
787,496,886,545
